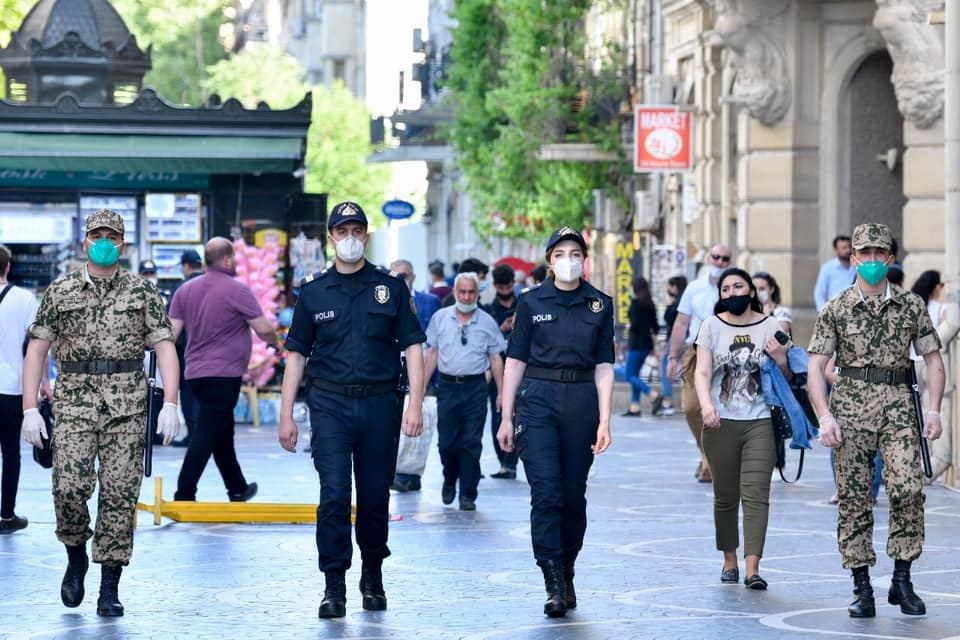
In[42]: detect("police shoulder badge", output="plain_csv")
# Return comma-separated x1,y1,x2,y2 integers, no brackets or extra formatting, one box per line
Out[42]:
375,284,390,304
588,298,603,313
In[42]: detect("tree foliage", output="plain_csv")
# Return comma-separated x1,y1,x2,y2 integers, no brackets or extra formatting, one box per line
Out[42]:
447,0,630,240
204,47,390,224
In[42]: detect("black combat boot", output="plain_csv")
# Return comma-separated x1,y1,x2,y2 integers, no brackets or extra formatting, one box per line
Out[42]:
60,544,89,608
318,570,347,618
848,566,876,618
562,558,577,610
888,559,926,615
538,559,568,618
96,564,124,617
359,559,387,611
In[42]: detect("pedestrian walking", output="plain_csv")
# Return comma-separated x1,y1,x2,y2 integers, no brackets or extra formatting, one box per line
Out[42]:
20,209,181,616
484,263,519,479
808,223,945,618
277,201,426,618
667,245,732,482
168,249,205,447
693,267,788,590
657,275,687,416
425,271,506,510
169,237,278,503
622,275,662,416
0,244,51,535
497,226,614,618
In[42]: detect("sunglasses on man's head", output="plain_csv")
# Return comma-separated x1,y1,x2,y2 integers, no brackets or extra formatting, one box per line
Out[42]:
711,254,731,263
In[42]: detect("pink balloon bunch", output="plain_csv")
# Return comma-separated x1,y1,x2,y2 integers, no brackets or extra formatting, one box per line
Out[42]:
233,238,282,388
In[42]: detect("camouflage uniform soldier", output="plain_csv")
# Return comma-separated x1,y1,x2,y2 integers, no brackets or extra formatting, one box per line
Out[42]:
20,210,181,617
808,223,945,619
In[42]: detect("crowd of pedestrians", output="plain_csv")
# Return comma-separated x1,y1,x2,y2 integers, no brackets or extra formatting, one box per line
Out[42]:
0,207,954,623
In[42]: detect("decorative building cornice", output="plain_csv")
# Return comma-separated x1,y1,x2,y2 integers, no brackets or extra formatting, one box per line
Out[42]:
873,0,944,129
703,0,792,127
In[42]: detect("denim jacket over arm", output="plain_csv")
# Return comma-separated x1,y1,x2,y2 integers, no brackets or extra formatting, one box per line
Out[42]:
760,348,818,450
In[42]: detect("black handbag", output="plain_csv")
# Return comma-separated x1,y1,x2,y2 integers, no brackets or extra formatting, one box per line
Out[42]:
32,398,55,469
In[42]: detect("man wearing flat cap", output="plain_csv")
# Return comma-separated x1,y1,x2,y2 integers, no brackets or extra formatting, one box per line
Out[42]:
278,201,426,618
807,222,945,619
20,209,181,616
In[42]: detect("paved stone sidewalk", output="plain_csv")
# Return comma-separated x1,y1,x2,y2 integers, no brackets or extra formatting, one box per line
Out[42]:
2,412,960,639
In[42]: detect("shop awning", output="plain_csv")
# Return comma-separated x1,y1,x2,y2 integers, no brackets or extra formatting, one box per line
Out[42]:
0,132,304,174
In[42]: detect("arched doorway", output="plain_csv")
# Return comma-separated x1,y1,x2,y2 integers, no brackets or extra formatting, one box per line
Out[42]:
846,50,905,253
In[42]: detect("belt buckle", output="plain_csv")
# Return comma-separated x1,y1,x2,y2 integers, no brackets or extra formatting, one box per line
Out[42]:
91,361,106,375
883,370,895,385
559,370,573,383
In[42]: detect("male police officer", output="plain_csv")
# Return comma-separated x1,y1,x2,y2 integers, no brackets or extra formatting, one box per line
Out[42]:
808,222,945,618
278,201,425,619
21,209,180,617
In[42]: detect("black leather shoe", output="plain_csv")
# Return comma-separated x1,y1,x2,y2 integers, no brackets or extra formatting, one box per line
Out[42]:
96,564,124,617
228,482,258,502
889,561,926,615
720,567,739,583
360,563,387,611
459,497,476,511
491,468,516,479
61,544,88,608
319,571,347,618
848,566,876,618
0,514,28,534
441,484,455,505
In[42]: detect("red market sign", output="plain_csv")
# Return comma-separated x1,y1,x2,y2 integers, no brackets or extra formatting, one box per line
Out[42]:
634,106,693,172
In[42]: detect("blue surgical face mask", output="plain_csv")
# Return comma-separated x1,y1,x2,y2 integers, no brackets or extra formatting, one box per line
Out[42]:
478,280,489,292
87,238,121,267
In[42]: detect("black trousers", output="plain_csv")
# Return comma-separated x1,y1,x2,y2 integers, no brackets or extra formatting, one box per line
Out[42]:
437,377,488,500
0,394,23,519
487,355,517,470
309,387,401,571
515,378,598,563
174,377,247,500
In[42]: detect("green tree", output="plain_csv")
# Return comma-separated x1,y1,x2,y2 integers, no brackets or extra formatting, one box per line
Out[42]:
447,0,630,240
204,47,391,225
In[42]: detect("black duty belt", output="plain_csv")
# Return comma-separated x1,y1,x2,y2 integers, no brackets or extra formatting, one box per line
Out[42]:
439,373,486,384
837,366,910,386
310,378,397,398
524,366,594,383
59,359,142,375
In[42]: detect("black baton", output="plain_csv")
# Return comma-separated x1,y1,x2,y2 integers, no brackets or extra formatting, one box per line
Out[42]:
144,350,157,477
909,363,933,479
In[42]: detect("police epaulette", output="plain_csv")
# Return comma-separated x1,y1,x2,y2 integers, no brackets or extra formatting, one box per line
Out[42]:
519,284,541,295
300,268,329,286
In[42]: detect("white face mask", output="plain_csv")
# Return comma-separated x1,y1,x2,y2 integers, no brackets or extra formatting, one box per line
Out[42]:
455,301,477,314
553,258,583,283
335,236,364,263
708,265,724,280
756,290,769,304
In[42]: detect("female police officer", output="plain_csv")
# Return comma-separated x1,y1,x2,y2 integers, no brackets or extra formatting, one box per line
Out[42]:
497,226,614,618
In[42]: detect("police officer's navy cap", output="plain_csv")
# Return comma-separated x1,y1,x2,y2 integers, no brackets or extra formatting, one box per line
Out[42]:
328,201,368,230
85,209,124,236
545,226,588,258
138,259,157,274
852,223,893,251
180,249,203,265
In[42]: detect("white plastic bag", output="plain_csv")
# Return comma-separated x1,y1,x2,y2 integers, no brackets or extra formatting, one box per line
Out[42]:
395,395,437,476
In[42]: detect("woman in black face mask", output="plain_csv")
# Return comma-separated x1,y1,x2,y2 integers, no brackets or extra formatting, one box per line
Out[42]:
692,267,791,591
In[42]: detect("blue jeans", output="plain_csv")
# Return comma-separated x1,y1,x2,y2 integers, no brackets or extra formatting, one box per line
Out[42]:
660,339,674,403
625,349,653,403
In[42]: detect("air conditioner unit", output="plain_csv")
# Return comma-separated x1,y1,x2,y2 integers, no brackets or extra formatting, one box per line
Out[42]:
634,190,658,230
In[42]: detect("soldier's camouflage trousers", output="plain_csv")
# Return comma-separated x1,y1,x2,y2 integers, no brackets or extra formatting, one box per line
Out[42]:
52,412,146,566
835,422,925,569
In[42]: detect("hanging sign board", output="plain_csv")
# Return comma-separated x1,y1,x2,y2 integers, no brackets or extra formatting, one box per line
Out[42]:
634,106,693,172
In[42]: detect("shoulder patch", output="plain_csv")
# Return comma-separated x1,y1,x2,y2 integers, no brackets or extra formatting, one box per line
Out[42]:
520,284,541,295
300,268,329,286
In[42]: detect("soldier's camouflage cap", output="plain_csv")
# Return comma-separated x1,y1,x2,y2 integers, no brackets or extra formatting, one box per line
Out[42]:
85,209,125,236
852,223,892,251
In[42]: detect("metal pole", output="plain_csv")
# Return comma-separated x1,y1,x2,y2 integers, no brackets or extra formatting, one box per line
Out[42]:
944,2,960,484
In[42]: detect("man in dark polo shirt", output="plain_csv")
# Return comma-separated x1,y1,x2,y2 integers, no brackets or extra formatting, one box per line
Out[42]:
168,237,279,502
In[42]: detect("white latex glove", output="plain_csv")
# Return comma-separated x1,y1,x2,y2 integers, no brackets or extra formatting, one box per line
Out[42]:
22,408,48,448
157,402,180,446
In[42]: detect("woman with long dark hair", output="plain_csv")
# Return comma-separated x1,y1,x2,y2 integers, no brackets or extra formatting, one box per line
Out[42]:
622,276,661,416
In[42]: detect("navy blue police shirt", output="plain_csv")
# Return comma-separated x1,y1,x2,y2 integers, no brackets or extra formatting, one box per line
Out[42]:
506,278,615,369
285,262,426,384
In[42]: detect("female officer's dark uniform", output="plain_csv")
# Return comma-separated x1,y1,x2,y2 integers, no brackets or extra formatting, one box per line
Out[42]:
284,226,425,617
505,228,614,617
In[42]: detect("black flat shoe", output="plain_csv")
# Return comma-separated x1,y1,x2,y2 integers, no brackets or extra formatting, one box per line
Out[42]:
621,409,642,417
721,567,739,583
228,482,258,502
744,575,768,590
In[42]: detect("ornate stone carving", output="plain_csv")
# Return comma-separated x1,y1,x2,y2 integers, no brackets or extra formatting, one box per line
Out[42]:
704,0,792,127
873,0,944,128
